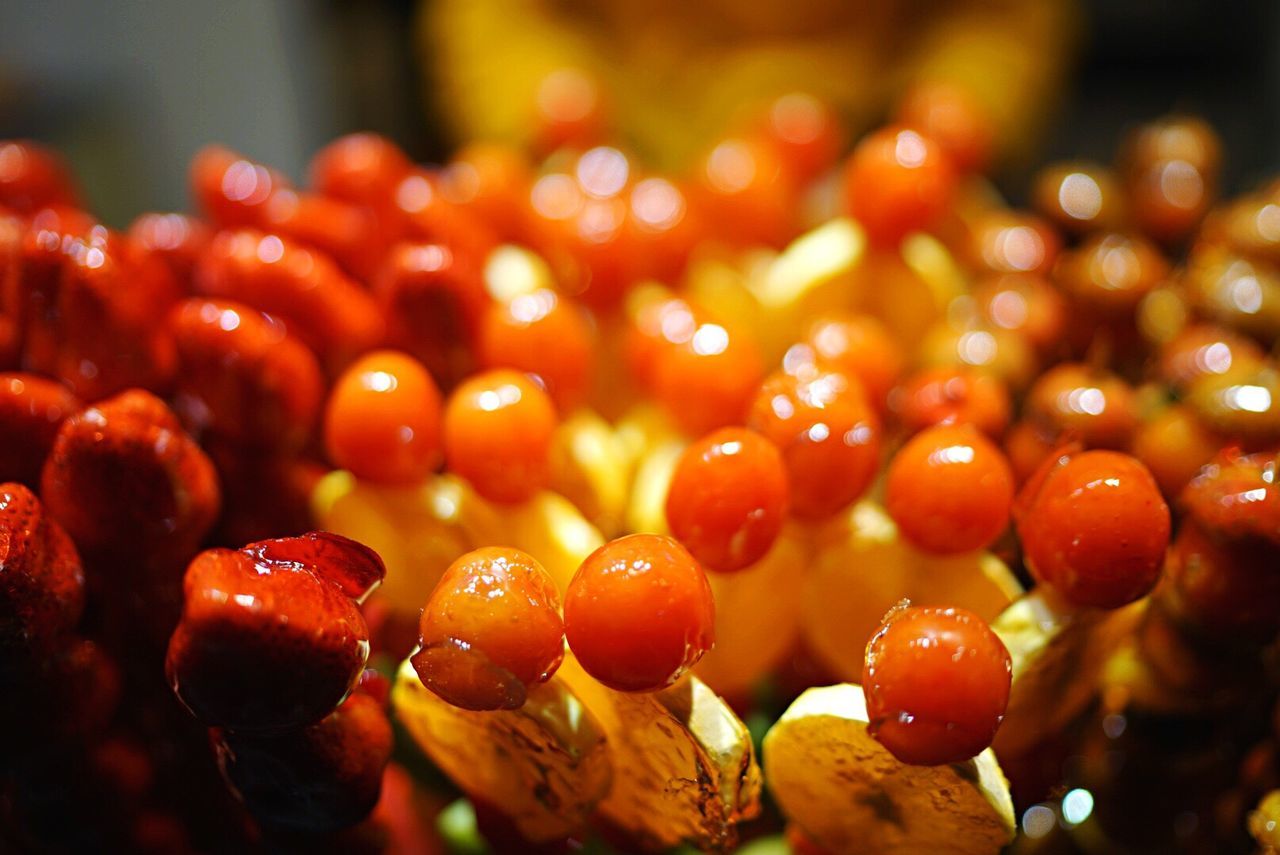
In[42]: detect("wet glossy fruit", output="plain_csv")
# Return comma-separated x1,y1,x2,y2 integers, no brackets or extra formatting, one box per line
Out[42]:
323,350,444,485
564,534,714,692
895,81,994,174
862,605,1011,765
801,314,905,412
843,126,957,248
477,289,594,411
0,373,80,489
885,424,1014,555
892,366,1012,438
443,369,557,503
1016,450,1170,608
665,428,789,573
651,319,765,437
1024,363,1139,450
165,532,383,731
412,547,565,711
748,369,881,519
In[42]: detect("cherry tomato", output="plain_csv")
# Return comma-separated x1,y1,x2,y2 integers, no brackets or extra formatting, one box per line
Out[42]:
412,547,565,711
1031,161,1125,236
885,424,1014,555
324,350,444,485
1181,449,1280,546
1164,519,1280,642
440,142,534,242
443,369,557,504
565,534,714,692
972,273,1069,355
753,92,844,183
477,289,594,412
801,313,905,412
1025,363,1139,450
748,369,880,519
1130,404,1222,499
1055,232,1170,316
532,68,609,155
863,605,1011,765
0,141,81,213
1119,116,1221,245
1158,323,1265,392
895,81,994,174
0,373,80,489
665,427,789,573
127,212,211,286
696,136,799,248
1185,362,1280,449
964,210,1060,276
308,133,413,215
1016,450,1170,608
842,126,957,248
652,318,765,437
891,366,1012,438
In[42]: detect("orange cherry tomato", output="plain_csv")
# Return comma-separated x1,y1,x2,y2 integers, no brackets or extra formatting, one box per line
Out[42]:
1031,161,1126,237
1024,363,1139,450
863,605,1011,765
895,81,994,175
1055,232,1170,316
891,366,1012,439
412,547,564,711
477,289,594,412
665,427,789,573
532,68,609,155
801,313,905,413
748,369,881,520
1016,449,1170,608
885,424,1014,555
842,126,957,248
696,136,799,249
1130,404,1222,500
0,141,82,214
443,369,557,504
1158,322,1265,392
651,318,765,437
564,534,714,692
964,210,1061,277
752,92,844,183
972,273,1069,356
324,350,444,485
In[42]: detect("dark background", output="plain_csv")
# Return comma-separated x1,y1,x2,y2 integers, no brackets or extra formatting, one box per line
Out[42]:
1,0,1276,226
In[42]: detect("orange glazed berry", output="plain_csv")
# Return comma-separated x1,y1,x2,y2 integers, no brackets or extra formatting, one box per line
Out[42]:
802,313,905,412
964,210,1061,276
532,68,609,155
1025,362,1139,450
665,428,789,573
753,92,844,183
477,289,594,412
696,136,799,249
651,319,765,437
564,534,714,692
1158,322,1265,392
412,547,565,711
842,126,957,248
1130,404,1221,499
885,424,1014,555
1032,161,1126,237
1016,450,1170,609
895,81,994,174
1055,232,1170,316
324,351,444,485
862,605,1011,766
892,366,1012,438
443,369,557,504
973,274,1069,355
748,369,881,520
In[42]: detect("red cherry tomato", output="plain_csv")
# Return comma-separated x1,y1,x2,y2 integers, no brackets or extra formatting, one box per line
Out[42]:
895,81,994,174
885,424,1014,555
564,534,714,692
843,126,957,248
748,369,881,519
863,605,1011,766
1016,450,1170,608
651,318,765,437
324,350,444,485
892,366,1012,439
412,547,565,711
801,313,905,413
665,427,789,573
477,289,594,412
443,369,557,504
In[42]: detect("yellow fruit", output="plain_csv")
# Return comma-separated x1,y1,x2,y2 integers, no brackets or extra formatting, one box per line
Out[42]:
548,408,632,538
764,683,1015,855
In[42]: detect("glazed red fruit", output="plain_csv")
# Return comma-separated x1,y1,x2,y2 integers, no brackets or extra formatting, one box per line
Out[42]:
0,482,85,662
753,92,844,183
532,68,609,155
843,126,957,248
127,212,211,285
1055,232,1169,315
0,141,81,213
374,242,488,388
862,605,1012,766
443,369,557,504
1016,450,1171,608
1024,363,1139,450
748,369,881,519
650,313,768,437
801,313,905,412
165,531,383,731
40,389,220,564
1164,519,1280,642
972,274,1068,355
194,228,384,370
211,689,393,833
665,428,789,573
323,350,444,485
170,298,324,453
964,210,1061,276
309,133,413,214
885,424,1014,555
477,289,594,411
0,374,80,488
1158,323,1264,392
696,136,799,248
1181,450,1280,545
892,366,1012,438
564,534,715,692
895,81,994,175
412,547,565,711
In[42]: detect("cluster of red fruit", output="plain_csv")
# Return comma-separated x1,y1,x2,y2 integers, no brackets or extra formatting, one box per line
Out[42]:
1,76,1279,852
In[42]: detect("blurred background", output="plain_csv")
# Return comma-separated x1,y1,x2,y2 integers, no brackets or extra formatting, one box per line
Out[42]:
0,0,1277,227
